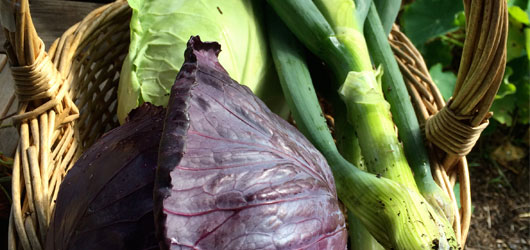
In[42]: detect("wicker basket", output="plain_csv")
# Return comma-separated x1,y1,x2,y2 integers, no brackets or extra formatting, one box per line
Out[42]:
2,1,130,249
1,0,506,249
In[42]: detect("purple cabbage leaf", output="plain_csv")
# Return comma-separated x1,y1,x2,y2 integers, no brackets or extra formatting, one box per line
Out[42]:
46,103,164,250
154,36,347,250
45,36,347,250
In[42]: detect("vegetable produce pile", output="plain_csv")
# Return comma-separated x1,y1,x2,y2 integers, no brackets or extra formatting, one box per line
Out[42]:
45,0,477,249
49,37,347,250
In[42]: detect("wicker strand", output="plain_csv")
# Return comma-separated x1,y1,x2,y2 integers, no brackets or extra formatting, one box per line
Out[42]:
435,0,508,177
443,0,508,136
4,1,131,249
4,1,83,249
10,145,31,250
425,105,489,156
8,210,17,250
10,42,60,102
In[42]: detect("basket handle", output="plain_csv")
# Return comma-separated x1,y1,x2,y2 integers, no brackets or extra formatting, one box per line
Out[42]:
2,0,40,66
389,1,507,247
2,2,80,250
422,0,507,247
425,0,508,157
1,0,76,124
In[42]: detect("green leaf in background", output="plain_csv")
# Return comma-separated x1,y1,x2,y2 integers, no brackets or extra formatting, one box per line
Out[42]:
422,39,453,68
525,28,530,60
506,2,530,60
509,6,530,24
507,21,527,61
515,81,530,124
507,0,530,16
490,57,530,126
400,0,463,48
429,63,456,101
409,0,529,127
506,5,530,61
509,56,530,124
526,0,530,17
508,56,530,91
508,0,527,7
453,11,466,28
490,96,516,126
495,67,517,100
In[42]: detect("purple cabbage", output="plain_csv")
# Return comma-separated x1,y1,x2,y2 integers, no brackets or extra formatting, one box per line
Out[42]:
46,36,346,250
46,103,164,250
154,37,347,250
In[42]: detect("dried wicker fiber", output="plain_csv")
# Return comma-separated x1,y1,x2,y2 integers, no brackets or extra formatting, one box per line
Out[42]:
2,0,130,249
0,0,507,249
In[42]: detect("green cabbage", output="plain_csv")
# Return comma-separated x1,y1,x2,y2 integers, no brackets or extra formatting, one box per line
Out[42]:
118,0,272,123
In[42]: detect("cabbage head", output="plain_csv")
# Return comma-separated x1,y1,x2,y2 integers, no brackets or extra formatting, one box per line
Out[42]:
117,0,272,123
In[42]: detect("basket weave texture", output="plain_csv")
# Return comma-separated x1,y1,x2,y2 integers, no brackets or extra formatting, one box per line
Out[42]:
1,0,506,249
2,1,130,249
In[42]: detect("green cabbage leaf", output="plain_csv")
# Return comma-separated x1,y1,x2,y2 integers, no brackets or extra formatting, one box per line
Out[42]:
118,0,272,123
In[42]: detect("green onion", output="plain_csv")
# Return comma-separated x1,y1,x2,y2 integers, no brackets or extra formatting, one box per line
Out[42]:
266,5,458,249
312,0,418,190
373,0,402,36
339,69,418,191
364,2,454,222
270,0,418,188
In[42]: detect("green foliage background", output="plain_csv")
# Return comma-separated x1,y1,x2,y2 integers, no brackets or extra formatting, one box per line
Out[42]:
400,0,530,127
